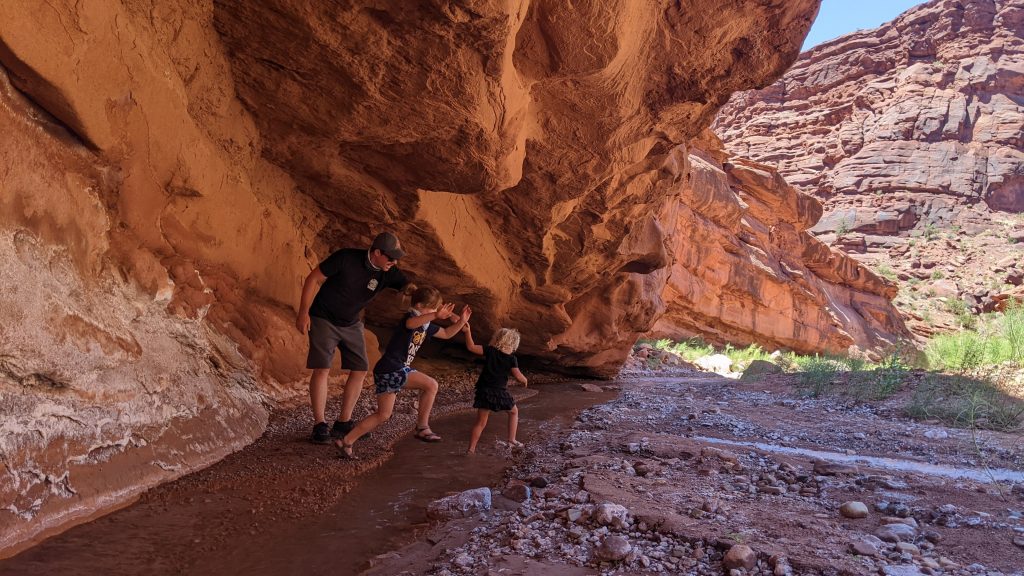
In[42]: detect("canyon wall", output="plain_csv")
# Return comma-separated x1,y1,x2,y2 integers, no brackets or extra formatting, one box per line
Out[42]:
715,0,1024,329
651,133,906,355
0,0,909,555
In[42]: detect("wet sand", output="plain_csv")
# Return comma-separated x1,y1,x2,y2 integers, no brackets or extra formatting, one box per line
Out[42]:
0,376,615,576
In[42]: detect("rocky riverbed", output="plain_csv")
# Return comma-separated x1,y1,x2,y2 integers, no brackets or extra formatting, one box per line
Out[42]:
368,371,1024,575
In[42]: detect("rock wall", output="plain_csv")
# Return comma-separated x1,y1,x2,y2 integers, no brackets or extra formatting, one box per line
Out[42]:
716,0,1023,224
0,0,906,556
714,0,1024,331
650,133,907,355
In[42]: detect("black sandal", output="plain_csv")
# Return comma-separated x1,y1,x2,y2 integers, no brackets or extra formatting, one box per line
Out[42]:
414,427,443,443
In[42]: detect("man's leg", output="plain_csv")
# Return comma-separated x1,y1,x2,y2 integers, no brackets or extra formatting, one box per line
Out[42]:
309,368,331,423
337,370,367,423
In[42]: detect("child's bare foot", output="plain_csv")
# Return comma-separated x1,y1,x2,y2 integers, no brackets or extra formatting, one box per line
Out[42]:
509,440,524,448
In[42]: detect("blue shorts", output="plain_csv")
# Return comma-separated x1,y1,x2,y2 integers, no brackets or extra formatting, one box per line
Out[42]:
374,367,414,394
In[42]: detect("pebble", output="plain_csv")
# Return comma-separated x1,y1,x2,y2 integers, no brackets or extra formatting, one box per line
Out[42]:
895,542,920,554
593,503,629,527
882,565,924,576
849,539,880,557
502,482,531,503
875,522,917,543
595,535,632,561
723,544,757,570
426,487,492,520
840,501,870,519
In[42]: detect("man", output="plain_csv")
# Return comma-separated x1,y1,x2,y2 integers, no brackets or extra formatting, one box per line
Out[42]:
295,231,413,443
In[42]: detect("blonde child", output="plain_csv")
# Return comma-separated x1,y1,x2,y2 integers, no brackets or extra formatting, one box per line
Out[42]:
336,286,470,459
462,324,528,454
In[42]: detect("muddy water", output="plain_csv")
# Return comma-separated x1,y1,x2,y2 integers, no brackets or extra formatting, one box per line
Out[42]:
0,382,615,576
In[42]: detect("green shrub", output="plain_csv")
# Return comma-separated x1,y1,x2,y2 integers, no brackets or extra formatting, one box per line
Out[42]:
906,375,1024,431
945,298,977,330
925,331,988,372
1004,300,1024,361
791,354,843,398
876,264,897,280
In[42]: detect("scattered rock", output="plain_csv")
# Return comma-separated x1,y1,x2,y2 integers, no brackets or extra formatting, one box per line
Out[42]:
740,359,783,381
593,503,630,528
577,383,604,393
502,482,531,503
594,535,631,561
881,565,924,576
839,501,869,519
696,354,735,376
875,522,917,543
723,544,757,570
849,539,880,557
813,461,858,476
426,487,492,520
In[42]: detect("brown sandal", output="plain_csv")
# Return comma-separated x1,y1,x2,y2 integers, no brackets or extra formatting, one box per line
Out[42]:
414,427,443,443
334,439,358,460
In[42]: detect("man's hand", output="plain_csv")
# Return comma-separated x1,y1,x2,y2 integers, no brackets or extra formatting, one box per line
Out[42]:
295,312,311,335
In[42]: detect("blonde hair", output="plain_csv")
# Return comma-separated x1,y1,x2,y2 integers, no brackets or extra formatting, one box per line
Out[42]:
411,286,442,309
490,328,521,354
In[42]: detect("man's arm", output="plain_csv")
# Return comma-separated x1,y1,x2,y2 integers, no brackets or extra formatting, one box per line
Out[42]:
295,267,327,334
462,323,484,355
436,305,472,340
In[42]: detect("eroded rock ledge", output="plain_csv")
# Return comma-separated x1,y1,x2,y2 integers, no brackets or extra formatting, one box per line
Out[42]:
0,0,909,556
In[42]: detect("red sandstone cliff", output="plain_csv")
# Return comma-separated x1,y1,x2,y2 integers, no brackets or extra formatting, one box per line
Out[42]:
651,133,906,355
0,0,911,555
715,0,1024,326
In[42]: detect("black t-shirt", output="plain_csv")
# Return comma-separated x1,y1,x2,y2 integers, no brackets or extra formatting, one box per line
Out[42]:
308,249,408,326
374,311,441,374
476,346,519,389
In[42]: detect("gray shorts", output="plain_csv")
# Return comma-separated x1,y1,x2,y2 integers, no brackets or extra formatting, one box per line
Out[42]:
306,317,368,371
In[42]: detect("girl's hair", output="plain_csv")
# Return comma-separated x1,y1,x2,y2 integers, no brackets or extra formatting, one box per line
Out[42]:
490,328,521,354
411,286,442,309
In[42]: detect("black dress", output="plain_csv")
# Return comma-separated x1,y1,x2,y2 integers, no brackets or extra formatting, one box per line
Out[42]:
472,346,518,412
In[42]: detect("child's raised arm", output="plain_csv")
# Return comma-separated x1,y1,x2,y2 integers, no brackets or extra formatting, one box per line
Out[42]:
511,367,528,387
462,322,484,355
405,302,454,329
436,306,472,340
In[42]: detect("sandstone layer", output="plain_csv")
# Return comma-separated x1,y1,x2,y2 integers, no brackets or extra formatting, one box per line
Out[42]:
717,0,1023,216
715,0,1024,330
651,134,906,355
0,0,910,556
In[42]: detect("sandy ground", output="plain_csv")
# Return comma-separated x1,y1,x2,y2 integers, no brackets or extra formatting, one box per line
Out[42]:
368,369,1024,576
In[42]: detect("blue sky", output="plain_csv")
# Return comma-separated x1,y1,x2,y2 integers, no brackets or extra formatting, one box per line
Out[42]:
803,0,925,51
